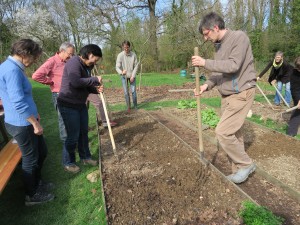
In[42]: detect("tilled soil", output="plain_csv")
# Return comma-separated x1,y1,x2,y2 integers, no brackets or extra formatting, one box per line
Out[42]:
100,83,300,224
101,112,248,224
149,108,300,225
164,107,300,193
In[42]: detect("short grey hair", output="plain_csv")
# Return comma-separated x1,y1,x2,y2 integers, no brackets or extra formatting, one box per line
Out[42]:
59,42,74,52
199,12,225,35
275,51,284,57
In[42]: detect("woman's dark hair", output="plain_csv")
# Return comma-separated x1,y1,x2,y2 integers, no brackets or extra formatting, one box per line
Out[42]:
199,12,225,34
11,39,42,58
79,44,102,59
122,40,131,47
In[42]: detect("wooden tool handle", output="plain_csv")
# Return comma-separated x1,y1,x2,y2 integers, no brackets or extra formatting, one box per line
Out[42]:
99,92,117,154
194,47,204,158
272,83,290,108
285,105,298,113
256,83,274,109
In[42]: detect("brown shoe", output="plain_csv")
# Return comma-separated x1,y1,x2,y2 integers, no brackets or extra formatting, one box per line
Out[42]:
64,165,80,173
82,159,98,166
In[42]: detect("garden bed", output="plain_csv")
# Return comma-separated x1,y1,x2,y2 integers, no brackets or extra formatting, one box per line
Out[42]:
100,111,250,224
101,83,300,224
151,107,300,224
164,107,300,194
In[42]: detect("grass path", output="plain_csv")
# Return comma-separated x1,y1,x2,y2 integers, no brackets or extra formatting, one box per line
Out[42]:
0,81,106,225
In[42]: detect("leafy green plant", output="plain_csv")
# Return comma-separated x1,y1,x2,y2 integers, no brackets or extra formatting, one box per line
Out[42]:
239,201,284,225
201,108,220,128
177,100,197,109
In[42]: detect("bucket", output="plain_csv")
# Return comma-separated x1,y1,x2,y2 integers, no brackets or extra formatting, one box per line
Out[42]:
180,70,187,77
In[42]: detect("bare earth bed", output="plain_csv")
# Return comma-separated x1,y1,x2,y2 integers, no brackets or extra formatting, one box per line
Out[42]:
165,107,300,193
100,112,248,224
100,83,300,224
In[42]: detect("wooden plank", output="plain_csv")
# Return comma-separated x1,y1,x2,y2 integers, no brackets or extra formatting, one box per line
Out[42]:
0,140,18,172
168,89,194,92
0,141,21,194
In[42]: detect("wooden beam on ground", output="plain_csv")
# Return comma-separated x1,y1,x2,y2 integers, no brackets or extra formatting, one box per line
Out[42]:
168,89,194,93
0,140,21,194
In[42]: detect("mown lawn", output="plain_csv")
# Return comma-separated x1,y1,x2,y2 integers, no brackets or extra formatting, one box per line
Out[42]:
0,81,106,225
0,73,290,224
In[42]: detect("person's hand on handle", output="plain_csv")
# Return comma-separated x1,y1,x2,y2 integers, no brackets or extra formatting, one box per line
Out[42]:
191,55,206,67
256,77,260,81
194,84,208,97
97,76,102,84
97,85,104,93
122,70,127,76
130,76,135,83
271,79,277,86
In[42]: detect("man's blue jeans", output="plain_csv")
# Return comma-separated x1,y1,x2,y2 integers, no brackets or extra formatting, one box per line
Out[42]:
52,93,69,166
5,123,48,196
274,81,291,106
121,76,137,109
58,104,92,166
52,93,67,141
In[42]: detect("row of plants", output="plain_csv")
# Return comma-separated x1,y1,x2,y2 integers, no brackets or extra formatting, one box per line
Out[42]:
176,99,300,139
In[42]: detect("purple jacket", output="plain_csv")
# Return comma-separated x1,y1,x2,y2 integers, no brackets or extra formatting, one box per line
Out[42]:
57,56,100,107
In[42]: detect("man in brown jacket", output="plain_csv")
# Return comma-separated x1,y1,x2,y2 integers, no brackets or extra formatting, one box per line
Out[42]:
192,12,257,184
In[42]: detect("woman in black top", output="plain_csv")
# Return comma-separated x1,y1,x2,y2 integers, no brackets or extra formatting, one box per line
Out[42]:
57,44,103,173
257,51,294,106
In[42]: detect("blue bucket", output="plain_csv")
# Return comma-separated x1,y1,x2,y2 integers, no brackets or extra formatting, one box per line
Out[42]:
180,70,187,77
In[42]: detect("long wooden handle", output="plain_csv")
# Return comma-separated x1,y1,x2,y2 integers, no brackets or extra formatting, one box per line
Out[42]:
285,105,298,113
92,67,117,155
99,92,116,155
272,83,290,108
256,83,275,109
194,47,204,158
168,89,194,92
139,64,142,91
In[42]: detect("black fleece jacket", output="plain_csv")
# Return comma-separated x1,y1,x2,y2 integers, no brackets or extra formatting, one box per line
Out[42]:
58,56,100,108
258,60,294,84
290,68,300,105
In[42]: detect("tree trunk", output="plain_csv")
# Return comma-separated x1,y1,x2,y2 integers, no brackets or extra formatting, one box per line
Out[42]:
148,0,159,71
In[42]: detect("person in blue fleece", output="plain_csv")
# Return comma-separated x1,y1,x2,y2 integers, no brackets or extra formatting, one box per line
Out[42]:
0,39,54,206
